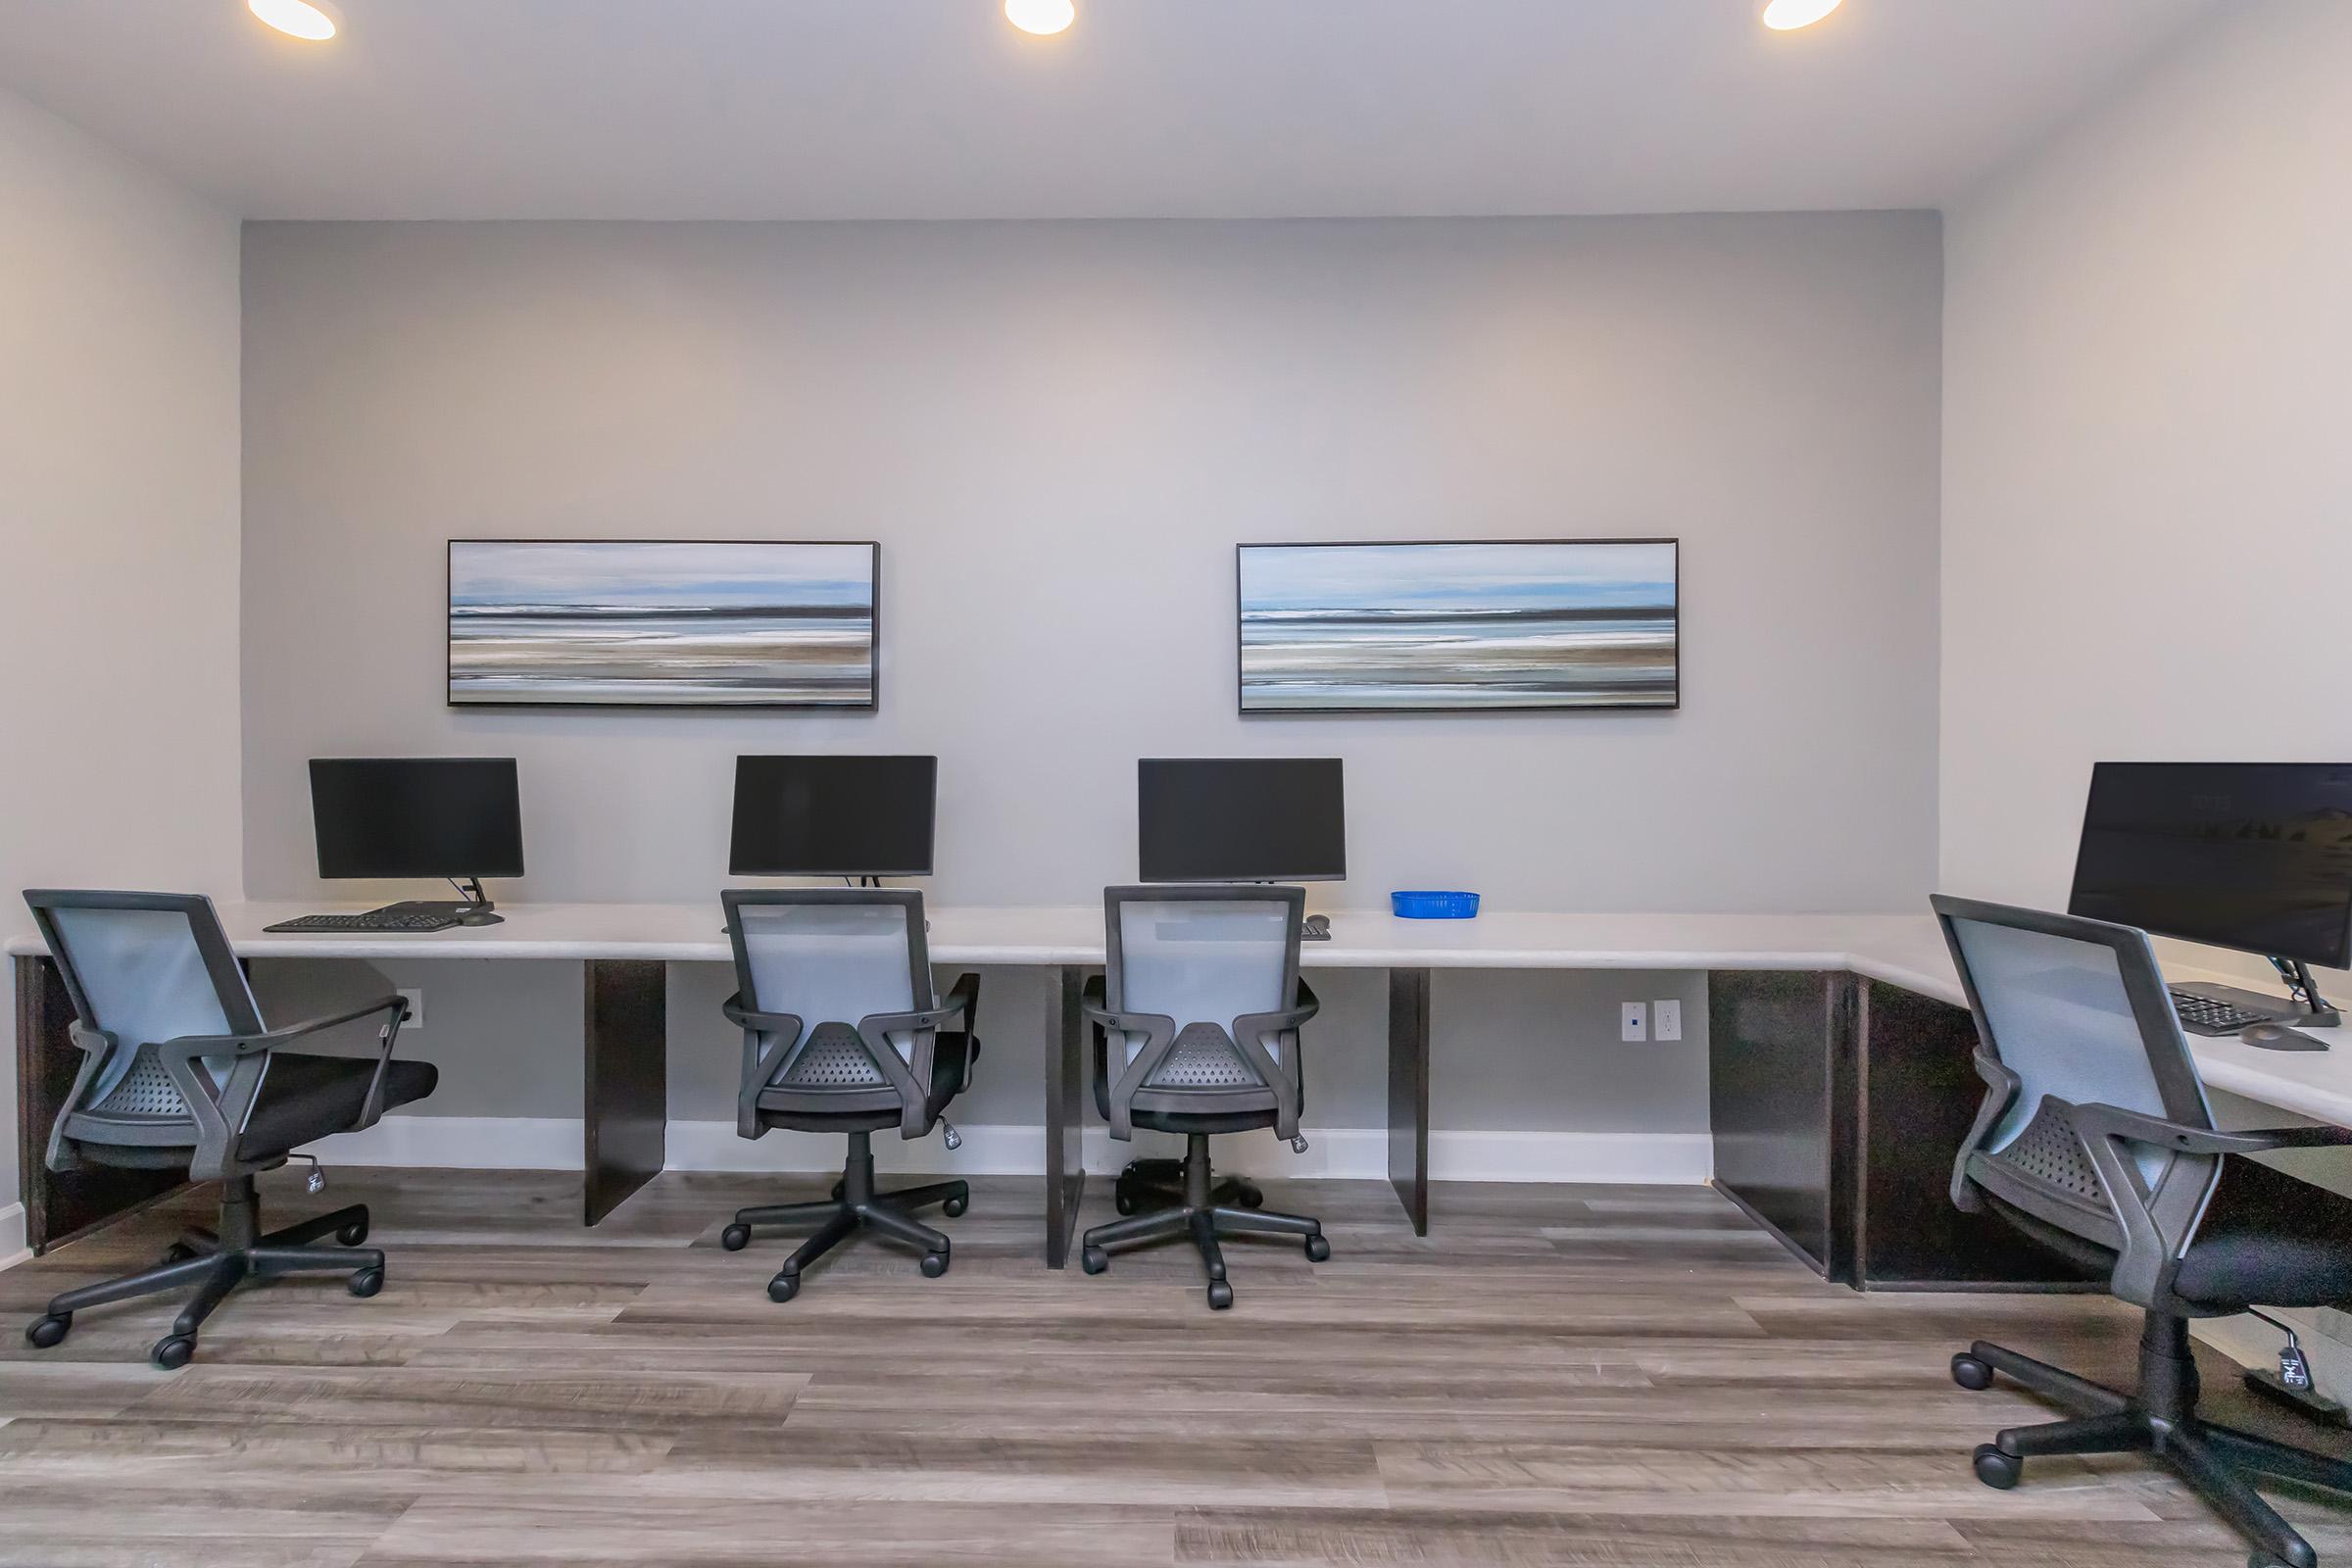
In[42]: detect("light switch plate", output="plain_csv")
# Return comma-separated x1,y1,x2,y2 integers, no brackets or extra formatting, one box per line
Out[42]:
1620,1002,1647,1042
398,987,425,1030
1653,999,1683,1042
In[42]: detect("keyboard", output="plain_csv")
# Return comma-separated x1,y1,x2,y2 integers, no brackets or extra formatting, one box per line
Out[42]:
2169,989,2278,1036
266,904,461,934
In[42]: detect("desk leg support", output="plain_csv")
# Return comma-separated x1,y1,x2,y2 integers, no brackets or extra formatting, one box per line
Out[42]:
1044,964,1087,1268
582,958,666,1227
1388,966,1431,1236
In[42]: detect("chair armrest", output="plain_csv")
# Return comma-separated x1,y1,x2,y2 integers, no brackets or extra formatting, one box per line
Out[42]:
1230,981,1320,1144
1082,977,1181,1143
858,978,983,1140
1952,1050,2022,1213
44,1024,122,1173
159,994,410,1179
2070,1102,2352,1156
723,993,804,1036
2069,1100,2241,1309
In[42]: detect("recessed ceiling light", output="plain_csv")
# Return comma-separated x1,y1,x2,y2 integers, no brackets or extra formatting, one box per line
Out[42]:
1005,0,1075,37
249,0,341,42
1761,0,1841,30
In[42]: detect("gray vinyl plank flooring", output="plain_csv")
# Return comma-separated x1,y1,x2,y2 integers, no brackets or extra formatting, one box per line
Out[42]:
1,1166,2347,1565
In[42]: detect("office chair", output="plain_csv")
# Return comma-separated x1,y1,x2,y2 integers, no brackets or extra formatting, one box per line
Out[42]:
20,890,435,1369
1080,885,1329,1309
715,888,979,1301
1935,896,2352,1568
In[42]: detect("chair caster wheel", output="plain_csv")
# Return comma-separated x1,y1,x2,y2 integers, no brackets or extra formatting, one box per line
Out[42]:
767,1272,800,1303
348,1267,385,1298
830,1181,845,1201
162,1243,195,1264
1081,1246,1109,1275
1304,1234,1331,1262
1972,1444,2021,1490
25,1313,71,1350
942,1195,967,1218
1951,1353,1995,1392
337,1219,370,1247
920,1251,950,1279
1206,1280,1234,1310
1238,1185,1264,1209
1114,1189,1139,1216
151,1334,197,1370
720,1224,752,1251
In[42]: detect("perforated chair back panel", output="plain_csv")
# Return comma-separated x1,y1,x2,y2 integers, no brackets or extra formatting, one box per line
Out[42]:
1144,1023,1266,1089
1114,898,1291,1067
44,903,256,1103
1946,912,2210,1194
734,898,923,1084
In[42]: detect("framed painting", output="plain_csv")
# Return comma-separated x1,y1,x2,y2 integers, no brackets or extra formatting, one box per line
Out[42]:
1237,538,1678,713
448,539,878,709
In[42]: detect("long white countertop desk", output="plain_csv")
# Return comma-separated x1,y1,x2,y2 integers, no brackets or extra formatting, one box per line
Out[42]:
14,902,2351,1263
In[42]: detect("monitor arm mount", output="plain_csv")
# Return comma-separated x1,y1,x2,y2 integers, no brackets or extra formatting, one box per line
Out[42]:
448,877,503,927
2268,955,2340,1027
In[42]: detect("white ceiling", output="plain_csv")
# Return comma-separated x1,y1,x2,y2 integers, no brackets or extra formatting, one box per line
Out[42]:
0,0,2222,220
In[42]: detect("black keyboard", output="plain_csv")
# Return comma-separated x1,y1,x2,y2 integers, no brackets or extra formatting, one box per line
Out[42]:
266,904,461,934
2170,989,2277,1036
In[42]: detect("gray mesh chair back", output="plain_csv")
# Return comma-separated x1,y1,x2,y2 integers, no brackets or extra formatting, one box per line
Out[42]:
733,895,923,1087
26,892,261,1135
1111,891,1296,1084
1934,895,2216,1252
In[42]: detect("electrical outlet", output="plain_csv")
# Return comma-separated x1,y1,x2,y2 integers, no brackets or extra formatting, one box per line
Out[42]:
397,987,424,1030
1653,999,1683,1042
1620,1002,1647,1043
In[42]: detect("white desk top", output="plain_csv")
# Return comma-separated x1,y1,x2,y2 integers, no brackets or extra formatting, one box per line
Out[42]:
12,902,2349,1128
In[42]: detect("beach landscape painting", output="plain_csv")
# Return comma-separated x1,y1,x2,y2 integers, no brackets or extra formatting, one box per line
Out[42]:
448,540,878,708
1237,539,1678,712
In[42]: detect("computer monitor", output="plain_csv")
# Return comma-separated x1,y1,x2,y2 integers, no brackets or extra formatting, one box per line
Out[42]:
1137,758,1346,883
308,758,524,922
2069,761,2352,1021
730,755,937,878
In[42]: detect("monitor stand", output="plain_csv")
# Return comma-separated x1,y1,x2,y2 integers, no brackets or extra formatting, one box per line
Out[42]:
435,876,502,926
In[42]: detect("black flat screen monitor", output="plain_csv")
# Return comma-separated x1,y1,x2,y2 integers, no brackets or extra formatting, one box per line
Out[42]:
1138,758,1346,883
310,758,525,880
730,755,937,877
2068,761,2352,969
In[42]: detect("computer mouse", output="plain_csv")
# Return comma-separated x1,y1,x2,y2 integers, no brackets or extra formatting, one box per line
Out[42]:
2239,1022,2329,1052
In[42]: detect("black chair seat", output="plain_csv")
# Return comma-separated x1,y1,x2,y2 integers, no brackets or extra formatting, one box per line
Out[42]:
1091,1057,1277,1134
2175,1155,2352,1310
1992,1156,2352,1311
238,1054,439,1160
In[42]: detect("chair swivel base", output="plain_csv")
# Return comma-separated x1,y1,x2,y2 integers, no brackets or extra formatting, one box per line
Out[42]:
720,1130,966,1301
1113,1156,1261,1216
24,1174,384,1370
1953,1312,2352,1568
1082,1133,1328,1309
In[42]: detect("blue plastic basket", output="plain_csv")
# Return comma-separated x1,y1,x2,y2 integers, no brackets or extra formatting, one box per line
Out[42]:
1391,890,1480,920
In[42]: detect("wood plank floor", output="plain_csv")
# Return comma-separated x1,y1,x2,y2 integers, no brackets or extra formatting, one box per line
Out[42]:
3,1168,2348,1566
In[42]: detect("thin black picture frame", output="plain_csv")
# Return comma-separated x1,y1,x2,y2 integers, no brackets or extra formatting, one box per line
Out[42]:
1234,537,1681,716
445,538,882,712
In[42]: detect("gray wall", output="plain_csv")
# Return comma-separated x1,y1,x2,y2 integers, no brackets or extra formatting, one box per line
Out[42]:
241,214,1943,914
1940,0,2352,1385
0,88,243,1225
239,212,1936,1144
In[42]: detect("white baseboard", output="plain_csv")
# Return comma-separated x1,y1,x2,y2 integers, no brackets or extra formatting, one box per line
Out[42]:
0,1202,26,1273
304,1115,1711,1186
